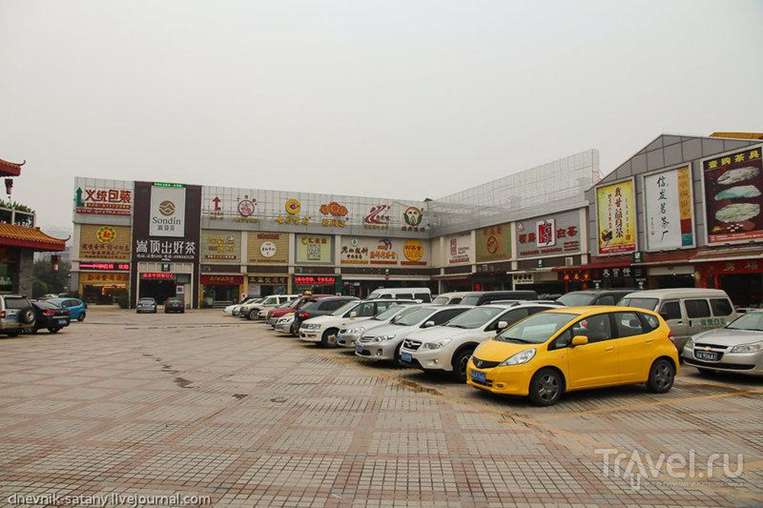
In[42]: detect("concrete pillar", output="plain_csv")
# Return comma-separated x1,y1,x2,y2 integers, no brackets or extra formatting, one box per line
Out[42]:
17,250,34,297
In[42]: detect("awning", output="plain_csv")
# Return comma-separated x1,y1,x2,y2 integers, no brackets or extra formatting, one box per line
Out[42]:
0,224,66,252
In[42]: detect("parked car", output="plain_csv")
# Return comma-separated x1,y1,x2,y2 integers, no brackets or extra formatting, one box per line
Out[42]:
619,288,737,351
240,294,298,320
267,295,334,331
367,287,432,302
459,290,538,306
355,305,471,362
0,295,36,337
300,299,413,347
224,297,262,316
47,297,87,321
555,289,633,307
400,303,563,381
136,297,158,313
336,303,419,347
265,299,300,326
273,313,296,334
30,300,70,334
164,297,185,313
431,292,469,305
681,310,763,376
292,296,359,335
467,306,678,406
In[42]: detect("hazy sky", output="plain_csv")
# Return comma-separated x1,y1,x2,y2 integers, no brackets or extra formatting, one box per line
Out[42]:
1,0,762,232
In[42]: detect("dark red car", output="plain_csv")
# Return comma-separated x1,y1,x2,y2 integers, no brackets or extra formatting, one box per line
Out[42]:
266,294,334,334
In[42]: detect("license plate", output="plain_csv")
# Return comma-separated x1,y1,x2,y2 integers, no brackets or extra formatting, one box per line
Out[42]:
355,343,363,353
471,370,487,383
57,320,67,325
400,352,412,363
695,350,720,361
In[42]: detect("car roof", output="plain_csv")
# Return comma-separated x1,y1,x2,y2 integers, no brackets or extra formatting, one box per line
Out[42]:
484,302,563,309
435,291,470,298
623,288,730,298
562,289,631,295
545,305,657,316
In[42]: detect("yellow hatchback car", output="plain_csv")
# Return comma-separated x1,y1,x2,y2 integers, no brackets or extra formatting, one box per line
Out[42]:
467,306,679,406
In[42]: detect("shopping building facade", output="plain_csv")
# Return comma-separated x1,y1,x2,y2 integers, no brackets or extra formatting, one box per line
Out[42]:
70,134,763,308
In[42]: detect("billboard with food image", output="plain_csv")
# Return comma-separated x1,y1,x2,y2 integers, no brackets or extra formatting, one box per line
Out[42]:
702,146,763,244
595,179,637,255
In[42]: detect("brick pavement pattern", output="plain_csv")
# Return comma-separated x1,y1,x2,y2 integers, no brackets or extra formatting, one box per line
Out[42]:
0,308,762,507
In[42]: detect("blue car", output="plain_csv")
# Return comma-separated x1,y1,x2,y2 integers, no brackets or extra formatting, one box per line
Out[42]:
48,298,87,321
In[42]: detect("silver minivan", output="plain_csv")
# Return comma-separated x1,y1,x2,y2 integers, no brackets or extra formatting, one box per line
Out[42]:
619,288,737,350
0,295,36,337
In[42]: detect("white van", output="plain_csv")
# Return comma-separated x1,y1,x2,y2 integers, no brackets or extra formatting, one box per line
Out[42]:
367,288,432,303
619,288,737,350
431,292,469,305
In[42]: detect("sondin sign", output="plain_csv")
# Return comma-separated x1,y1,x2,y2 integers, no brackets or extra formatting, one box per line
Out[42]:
150,186,186,238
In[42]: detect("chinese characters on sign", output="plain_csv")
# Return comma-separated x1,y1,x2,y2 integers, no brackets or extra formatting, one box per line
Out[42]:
702,147,763,244
277,199,310,226
80,262,130,271
402,206,426,232
149,186,186,238
319,201,348,228
75,185,133,216
596,180,637,254
294,275,336,286
80,272,129,284
644,166,695,251
364,205,391,230
135,240,197,261
515,210,581,258
339,238,427,266
476,224,511,263
247,233,288,264
296,234,332,263
201,230,241,263
79,225,132,261
446,234,471,264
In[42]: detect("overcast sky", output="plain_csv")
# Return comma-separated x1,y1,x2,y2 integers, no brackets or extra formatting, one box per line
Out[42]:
1,0,762,233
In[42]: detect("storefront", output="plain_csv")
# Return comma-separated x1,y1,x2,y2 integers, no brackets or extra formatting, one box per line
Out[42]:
473,223,511,290
293,274,340,295
138,270,179,305
201,274,244,307
695,255,763,308
247,275,288,297
78,262,130,304
246,232,290,296
77,224,132,304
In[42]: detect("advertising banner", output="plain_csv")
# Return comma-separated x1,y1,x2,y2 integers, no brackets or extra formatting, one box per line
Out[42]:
247,232,289,265
446,234,472,265
79,225,132,260
74,178,133,216
340,237,429,266
295,234,333,264
644,166,695,251
200,230,242,264
149,185,186,238
596,179,637,254
702,146,763,244
515,209,581,258
476,223,511,263
200,274,244,286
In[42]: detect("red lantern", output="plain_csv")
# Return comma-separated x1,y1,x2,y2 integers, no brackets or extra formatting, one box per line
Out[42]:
4,179,13,195
51,255,60,271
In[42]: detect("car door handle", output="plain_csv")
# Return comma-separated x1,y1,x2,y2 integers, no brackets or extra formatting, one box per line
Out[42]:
605,346,615,352
645,339,654,344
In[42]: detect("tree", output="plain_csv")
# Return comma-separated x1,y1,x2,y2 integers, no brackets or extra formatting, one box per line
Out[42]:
32,260,71,298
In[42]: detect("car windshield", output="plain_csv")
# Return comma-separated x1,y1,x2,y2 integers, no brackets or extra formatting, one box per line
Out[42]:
139,298,155,304
432,296,450,305
495,312,577,344
393,307,435,326
332,301,359,316
367,292,382,300
459,295,480,306
167,298,181,303
445,307,504,329
556,293,596,306
34,301,59,310
619,297,658,310
726,312,763,331
263,296,279,305
372,305,403,321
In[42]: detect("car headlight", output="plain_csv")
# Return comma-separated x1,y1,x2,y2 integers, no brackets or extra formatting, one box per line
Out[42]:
730,341,763,354
347,327,365,334
684,338,694,350
305,323,321,330
367,334,395,343
422,338,452,350
498,348,536,366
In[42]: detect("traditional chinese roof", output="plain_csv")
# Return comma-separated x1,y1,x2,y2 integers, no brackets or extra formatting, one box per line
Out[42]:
0,223,67,252
0,158,24,177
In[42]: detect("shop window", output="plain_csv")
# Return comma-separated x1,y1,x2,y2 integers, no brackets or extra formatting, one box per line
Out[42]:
685,299,711,319
710,299,733,317
659,301,682,321
614,312,643,338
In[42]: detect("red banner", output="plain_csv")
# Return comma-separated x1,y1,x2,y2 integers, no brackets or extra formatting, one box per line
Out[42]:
200,274,244,286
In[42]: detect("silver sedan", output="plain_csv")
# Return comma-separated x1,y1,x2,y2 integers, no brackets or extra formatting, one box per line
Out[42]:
682,311,763,376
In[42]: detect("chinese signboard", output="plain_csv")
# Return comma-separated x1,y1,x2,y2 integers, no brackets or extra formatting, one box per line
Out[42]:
247,232,289,265
364,205,391,230
339,237,428,266
319,201,348,228
295,234,333,264
74,180,133,216
248,276,288,285
702,146,763,245
80,272,129,284
80,262,130,271
446,234,472,265
140,272,175,280
596,179,637,255
200,230,241,264
200,275,244,286
476,223,511,263
80,225,132,261
294,275,337,286
515,210,581,258
644,166,695,251
149,185,186,238
402,206,426,233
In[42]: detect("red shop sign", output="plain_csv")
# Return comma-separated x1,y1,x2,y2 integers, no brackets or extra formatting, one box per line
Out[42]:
80,262,130,271
200,275,244,286
294,275,336,285
141,272,174,280
702,259,762,275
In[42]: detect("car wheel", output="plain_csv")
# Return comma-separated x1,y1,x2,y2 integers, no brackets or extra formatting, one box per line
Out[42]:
320,328,339,347
529,368,563,406
249,310,258,320
47,327,60,334
19,307,36,326
77,312,86,322
646,358,675,393
451,348,474,383
290,323,298,336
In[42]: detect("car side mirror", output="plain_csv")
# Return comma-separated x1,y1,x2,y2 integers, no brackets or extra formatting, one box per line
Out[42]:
349,311,357,318
496,320,509,330
571,335,589,347
423,320,435,328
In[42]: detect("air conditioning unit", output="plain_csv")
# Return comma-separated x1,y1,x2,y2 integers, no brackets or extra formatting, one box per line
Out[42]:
565,257,574,266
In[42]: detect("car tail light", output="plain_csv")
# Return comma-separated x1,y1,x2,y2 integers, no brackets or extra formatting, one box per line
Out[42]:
0,311,5,318
44,310,55,316
668,330,675,343
298,312,309,319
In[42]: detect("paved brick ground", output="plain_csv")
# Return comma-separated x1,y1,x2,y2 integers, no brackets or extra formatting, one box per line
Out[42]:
0,307,762,507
